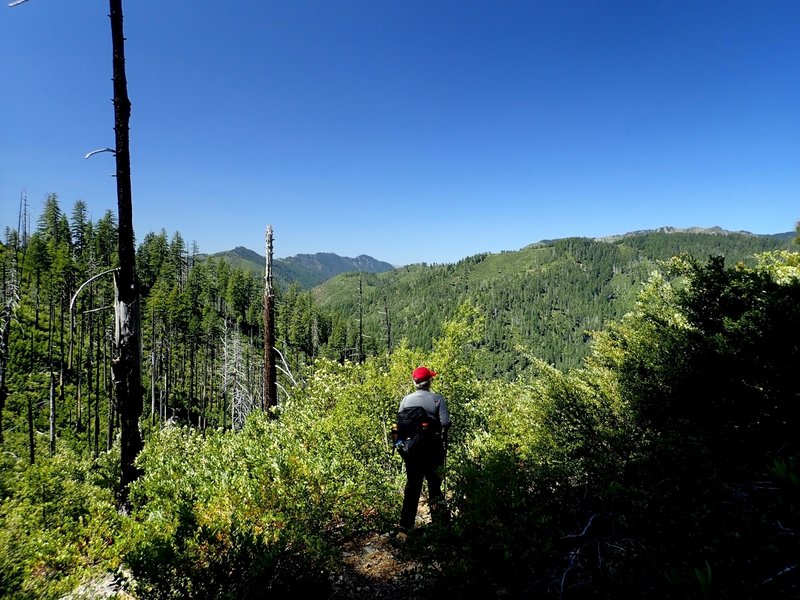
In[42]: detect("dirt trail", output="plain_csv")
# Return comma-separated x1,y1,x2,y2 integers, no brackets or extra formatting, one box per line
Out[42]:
328,498,434,599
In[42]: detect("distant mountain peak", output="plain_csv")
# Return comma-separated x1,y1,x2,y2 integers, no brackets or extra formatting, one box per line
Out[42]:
230,246,264,262
210,248,394,289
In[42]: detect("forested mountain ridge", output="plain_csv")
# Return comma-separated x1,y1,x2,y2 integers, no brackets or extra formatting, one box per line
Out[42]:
591,224,796,243
313,229,791,374
211,246,395,288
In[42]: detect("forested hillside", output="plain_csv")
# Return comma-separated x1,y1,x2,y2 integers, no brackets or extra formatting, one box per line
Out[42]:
212,246,395,289
1,196,798,598
315,231,789,374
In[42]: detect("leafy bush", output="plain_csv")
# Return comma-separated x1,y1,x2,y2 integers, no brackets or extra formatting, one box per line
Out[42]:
0,448,122,599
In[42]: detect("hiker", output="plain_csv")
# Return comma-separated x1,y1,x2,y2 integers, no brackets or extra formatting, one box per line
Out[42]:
394,366,451,538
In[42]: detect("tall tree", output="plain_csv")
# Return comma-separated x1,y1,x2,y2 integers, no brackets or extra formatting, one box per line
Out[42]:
70,199,91,265
136,229,169,296
108,0,143,507
37,194,66,244
94,210,118,268
263,226,276,412
168,231,187,290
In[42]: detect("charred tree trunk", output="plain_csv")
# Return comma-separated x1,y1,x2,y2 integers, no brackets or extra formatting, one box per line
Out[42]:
358,273,364,364
109,0,143,507
263,226,277,413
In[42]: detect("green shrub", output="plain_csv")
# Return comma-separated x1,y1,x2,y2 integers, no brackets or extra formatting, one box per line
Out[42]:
0,449,121,599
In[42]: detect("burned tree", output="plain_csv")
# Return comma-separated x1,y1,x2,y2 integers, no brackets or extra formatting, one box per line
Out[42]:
109,0,143,507
263,226,277,413
10,0,145,503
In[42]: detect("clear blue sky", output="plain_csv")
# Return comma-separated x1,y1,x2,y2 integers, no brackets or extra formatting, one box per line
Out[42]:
2,1,798,266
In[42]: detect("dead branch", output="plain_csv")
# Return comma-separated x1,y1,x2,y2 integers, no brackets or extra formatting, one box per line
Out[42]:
562,513,602,540
761,562,799,586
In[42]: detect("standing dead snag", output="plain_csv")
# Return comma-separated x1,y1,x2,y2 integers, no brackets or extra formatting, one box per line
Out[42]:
0,271,15,446
263,225,277,413
358,272,364,363
8,0,143,493
109,0,143,507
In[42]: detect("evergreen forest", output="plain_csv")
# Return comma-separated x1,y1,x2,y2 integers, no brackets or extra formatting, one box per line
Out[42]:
1,194,799,598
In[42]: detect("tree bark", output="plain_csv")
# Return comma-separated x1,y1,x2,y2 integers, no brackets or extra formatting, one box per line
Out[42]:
109,0,143,507
263,226,277,412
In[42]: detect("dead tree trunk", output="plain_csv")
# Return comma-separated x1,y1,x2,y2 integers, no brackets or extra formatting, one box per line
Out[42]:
263,226,277,413
358,273,364,363
109,0,143,507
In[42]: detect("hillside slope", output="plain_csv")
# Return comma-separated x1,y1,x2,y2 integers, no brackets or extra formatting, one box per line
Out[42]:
313,229,791,375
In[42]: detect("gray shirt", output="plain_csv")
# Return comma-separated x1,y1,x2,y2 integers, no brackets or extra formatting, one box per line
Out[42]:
398,389,451,429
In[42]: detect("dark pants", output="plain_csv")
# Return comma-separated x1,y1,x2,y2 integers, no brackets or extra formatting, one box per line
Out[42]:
399,445,446,532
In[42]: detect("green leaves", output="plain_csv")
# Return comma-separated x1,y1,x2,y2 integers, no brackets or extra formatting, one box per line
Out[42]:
0,449,122,599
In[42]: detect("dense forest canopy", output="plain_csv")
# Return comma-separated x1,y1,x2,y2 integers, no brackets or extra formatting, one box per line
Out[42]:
315,229,790,373
0,195,798,598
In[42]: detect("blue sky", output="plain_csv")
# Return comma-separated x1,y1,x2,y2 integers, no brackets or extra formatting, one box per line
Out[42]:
2,1,798,266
